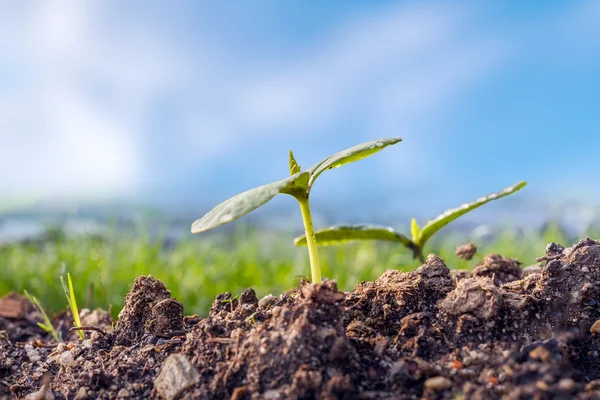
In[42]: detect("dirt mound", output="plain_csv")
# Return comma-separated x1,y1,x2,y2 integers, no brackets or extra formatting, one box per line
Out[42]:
2,238,600,399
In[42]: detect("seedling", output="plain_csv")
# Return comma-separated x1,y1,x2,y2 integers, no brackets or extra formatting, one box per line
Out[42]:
60,273,84,340
221,295,239,313
294,181,527,263
191,137,403,284
23,290,62,342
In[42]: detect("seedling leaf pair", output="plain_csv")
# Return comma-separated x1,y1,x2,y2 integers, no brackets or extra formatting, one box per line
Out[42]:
191,137,403,283
295,180,527,262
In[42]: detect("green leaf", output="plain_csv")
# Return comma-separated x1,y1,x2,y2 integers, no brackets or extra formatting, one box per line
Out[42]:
191,171,310,234
293,224,412,247
61,274,84,339
24,290,61,342
307,137,402,189
289,150,301,175
416,180,527,247
410,218,420,242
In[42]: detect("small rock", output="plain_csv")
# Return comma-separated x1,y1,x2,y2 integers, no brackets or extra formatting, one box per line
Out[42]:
529,346,552,362
558,378,575,391
74,387,88,400
263,390,282,400
590,320,600,335
59,351,76,368
586,380,600,391
117,388,129,398
258,294,276,308
536,380,549,391
424,376,453,390
154,354,200,400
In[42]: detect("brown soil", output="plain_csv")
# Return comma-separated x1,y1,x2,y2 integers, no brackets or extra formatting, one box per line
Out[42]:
2,238,600,399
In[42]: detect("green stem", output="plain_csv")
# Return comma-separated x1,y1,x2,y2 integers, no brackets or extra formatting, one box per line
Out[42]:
297,197,322,284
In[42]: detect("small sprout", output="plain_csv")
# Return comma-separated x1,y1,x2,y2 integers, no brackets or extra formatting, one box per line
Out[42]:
295,181,527,263
60,273,84,340
456,243,478,261
23,290,62,342
221,295,239,313
191,137,402,284
245,312,258,325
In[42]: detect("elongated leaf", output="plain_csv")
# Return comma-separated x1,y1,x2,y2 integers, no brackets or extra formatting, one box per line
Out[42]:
60,274,83,339
294,224,412,247
289,150,301,175
67,274,84,339
410,218,420,242
307,137,402,189
416,180,527,247
24,290,62,342
192,171,309,234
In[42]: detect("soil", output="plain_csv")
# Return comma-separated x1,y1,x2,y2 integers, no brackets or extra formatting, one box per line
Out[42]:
2,238,600,399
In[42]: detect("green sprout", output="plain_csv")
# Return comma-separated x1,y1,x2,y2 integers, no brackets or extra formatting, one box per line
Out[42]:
60,273,84,340
23,290,62,342
294,181,527,263
191,137,403,284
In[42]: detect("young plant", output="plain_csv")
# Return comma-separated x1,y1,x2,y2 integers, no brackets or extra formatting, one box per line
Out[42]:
23,290,62,342
60,273,84,340
294,181,527,263
191,137,403,284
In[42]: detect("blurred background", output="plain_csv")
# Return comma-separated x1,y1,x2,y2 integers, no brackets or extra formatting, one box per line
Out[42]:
1,1,599,315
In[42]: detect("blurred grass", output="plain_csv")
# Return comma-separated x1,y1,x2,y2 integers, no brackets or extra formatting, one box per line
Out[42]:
0,222,596,318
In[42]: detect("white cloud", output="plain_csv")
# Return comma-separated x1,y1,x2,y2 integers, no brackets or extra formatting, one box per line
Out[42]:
2,0,599,203
0,1,190,200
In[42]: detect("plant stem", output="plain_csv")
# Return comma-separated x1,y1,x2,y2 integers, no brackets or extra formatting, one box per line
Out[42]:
297,197,322,284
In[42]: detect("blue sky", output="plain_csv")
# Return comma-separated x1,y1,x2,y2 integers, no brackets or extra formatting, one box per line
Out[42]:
1,1,599,225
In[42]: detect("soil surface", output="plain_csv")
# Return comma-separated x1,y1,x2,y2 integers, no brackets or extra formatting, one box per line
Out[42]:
3,238,600,399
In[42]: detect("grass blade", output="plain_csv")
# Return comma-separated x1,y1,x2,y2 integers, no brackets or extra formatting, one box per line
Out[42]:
307,137,402,189
294,224,412,247
24,290,62,342
416,180,527,248
61,273,84,340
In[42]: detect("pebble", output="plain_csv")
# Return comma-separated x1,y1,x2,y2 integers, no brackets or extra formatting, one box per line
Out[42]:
258,294,275,308
154,354,200,400
424,376,453,390
558,378,575,391
59,350,76,368
24,344,41,363
590,320,600,335
263,390,282,400
536,380,549,391
74,387,88,400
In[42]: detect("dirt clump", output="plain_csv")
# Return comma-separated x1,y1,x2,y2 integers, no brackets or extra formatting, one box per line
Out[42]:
2,238,600,399
471,253,522,285
113,275,176,345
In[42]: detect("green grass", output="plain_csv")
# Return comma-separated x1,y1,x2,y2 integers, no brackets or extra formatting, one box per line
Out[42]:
0,222,594,318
